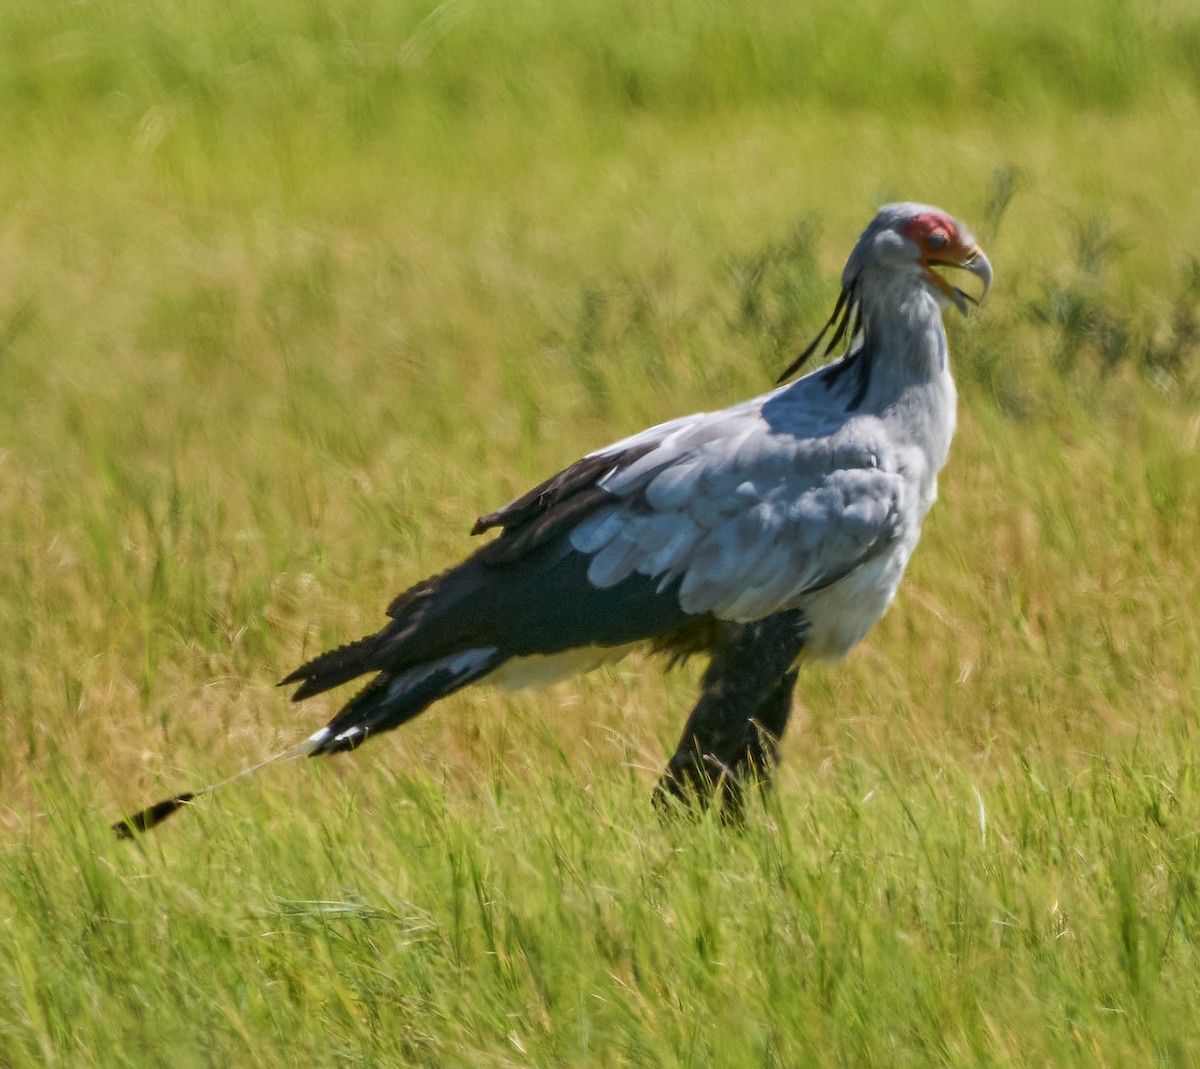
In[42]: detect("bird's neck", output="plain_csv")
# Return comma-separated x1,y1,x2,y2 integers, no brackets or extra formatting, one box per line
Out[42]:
859,276,950,385
849,277,956,479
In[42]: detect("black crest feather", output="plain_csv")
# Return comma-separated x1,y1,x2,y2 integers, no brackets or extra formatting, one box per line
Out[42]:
776,279,859,384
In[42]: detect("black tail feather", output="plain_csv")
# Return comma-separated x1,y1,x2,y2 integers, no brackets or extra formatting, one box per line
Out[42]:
308,649,502,756
112,793,197,838
279,633,384,700
112,737,319,839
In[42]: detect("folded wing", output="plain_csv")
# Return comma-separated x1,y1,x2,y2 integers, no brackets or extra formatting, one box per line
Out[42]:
481,396,906,623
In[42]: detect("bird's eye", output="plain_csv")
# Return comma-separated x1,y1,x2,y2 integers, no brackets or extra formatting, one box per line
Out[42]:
928,232,949,251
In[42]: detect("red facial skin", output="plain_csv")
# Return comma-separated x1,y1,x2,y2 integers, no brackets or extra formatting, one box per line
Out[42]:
898,213,982,306
900,212,963,256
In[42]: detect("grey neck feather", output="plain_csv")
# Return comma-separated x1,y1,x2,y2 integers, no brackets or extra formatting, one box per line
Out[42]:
856,268,949,384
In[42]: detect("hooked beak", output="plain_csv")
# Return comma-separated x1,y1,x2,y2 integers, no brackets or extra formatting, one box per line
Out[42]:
925,246,992,315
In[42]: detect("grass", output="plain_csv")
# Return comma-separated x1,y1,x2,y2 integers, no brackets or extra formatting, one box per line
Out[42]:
2,0,1200,1064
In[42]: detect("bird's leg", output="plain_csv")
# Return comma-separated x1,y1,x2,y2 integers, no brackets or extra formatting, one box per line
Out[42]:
748,667,800,771
654,610,806,816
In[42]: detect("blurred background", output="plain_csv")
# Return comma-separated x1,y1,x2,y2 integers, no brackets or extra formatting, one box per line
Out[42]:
0,0,1195,827
2,3,1200,1065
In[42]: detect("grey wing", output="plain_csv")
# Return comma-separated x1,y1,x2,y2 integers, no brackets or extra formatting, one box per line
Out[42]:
568,406,905,622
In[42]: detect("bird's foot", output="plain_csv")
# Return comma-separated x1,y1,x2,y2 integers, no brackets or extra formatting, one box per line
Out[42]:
652,751,774,824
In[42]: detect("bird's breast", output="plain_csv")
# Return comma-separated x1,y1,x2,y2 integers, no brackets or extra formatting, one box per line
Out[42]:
793,535,915,664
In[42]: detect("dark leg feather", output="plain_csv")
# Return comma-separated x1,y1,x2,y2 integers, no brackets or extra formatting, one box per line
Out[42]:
655,610,806,814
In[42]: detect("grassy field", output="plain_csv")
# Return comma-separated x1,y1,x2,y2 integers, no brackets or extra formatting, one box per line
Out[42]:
2,1,1200,1064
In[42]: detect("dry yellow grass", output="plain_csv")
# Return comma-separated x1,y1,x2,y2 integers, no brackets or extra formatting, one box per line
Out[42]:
2,2,1199,1064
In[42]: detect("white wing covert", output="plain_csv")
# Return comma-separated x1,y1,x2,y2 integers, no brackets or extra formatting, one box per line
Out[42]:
569,404,905,621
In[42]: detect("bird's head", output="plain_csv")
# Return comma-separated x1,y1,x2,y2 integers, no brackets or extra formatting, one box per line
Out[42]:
845,202,992,315
777,202,992,384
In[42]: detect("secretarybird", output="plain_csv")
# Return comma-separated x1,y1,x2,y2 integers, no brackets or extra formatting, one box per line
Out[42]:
115,202,991,835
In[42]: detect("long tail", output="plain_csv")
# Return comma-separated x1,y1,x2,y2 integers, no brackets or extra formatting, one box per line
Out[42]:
303,646,502,755
113,646,505,837
111,736,320,838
